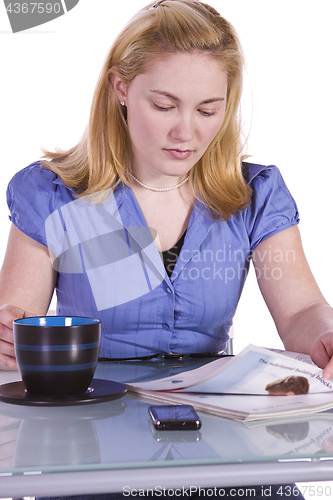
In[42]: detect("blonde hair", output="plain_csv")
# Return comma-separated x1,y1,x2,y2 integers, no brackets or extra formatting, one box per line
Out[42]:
42,0,251,219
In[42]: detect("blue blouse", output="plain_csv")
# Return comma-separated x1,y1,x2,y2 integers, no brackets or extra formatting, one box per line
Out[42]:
7,162,299,358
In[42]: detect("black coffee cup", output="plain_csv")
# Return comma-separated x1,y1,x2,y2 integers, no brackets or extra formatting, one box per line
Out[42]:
13,316,101,396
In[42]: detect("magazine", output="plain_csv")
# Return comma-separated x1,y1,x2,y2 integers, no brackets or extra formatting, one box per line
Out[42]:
126,345,333,421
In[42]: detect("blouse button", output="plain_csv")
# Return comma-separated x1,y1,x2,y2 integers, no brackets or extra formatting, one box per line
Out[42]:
162,323,170,330
166,287,172,294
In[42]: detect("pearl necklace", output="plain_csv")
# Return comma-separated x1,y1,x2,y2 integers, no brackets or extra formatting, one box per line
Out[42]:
127,172,189,192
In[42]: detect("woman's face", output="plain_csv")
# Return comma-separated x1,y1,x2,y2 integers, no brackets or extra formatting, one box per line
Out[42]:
115,52,228,185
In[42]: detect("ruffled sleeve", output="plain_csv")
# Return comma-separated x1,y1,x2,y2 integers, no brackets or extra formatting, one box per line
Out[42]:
6,162,71,246
243,163,300,250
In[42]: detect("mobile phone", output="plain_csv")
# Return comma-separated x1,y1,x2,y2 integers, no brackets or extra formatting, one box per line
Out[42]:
148,404,202,431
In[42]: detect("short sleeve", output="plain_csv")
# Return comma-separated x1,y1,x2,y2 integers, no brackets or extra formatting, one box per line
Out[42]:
6,162,67,246
243,164,300,250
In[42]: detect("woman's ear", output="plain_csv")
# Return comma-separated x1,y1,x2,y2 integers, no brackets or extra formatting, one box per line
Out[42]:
109,67,127,106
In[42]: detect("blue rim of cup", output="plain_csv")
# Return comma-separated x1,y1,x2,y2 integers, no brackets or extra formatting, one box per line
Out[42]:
14,316,101,327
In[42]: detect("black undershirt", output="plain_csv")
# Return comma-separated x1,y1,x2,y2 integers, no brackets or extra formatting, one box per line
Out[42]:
162,231,187,278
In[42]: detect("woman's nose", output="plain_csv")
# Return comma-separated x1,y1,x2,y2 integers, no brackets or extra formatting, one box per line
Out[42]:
170,112,195,143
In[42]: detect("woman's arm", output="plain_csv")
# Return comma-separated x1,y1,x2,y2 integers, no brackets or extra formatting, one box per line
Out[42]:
253,225,333,379
0,224,56,369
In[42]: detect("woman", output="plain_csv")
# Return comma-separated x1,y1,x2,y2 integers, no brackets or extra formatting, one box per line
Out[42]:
0,0,332,497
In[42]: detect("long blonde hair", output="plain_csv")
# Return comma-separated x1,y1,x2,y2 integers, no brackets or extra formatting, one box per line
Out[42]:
42,0,251,219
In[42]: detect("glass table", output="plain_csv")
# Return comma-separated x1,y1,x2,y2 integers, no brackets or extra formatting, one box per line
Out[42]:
1,357,333,498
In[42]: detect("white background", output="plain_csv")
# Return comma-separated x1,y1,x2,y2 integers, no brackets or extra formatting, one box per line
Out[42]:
1,1,332,351
0,2,333,496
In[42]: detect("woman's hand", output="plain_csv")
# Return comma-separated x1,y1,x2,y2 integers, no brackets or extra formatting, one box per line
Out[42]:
310,331,333,380
0,304,36,370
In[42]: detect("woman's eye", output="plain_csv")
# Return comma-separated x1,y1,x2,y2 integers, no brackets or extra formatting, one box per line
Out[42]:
153,103,216,116
199,110,217,117
154,104,173,112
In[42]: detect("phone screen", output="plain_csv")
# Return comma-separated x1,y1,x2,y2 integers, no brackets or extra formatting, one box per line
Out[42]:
148,404,202,430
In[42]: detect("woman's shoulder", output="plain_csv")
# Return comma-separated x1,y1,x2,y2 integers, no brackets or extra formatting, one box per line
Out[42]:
242,161,296,204
241,161,299,249
8,161,62,191
7,161,75,246
242,161,279,186
7,161,75,208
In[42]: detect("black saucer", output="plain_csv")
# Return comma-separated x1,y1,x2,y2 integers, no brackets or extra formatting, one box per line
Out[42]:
0,378,127,407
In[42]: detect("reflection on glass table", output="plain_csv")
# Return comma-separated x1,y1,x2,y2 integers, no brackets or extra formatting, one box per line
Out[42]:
1,356,333,498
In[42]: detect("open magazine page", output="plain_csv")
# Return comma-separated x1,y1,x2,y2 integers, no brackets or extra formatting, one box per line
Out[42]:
128,344,332,396
271,349,316,366
134,387,333,421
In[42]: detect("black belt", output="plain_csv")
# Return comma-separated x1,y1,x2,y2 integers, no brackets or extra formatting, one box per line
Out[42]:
99,352,234,362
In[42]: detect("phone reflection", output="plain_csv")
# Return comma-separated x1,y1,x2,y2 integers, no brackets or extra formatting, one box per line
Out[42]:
149,420,202,443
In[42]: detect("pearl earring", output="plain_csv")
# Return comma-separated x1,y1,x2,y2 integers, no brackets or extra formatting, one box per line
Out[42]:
120,101,125,106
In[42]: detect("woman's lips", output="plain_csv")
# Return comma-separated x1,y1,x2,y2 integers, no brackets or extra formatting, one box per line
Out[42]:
164,149,193,160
